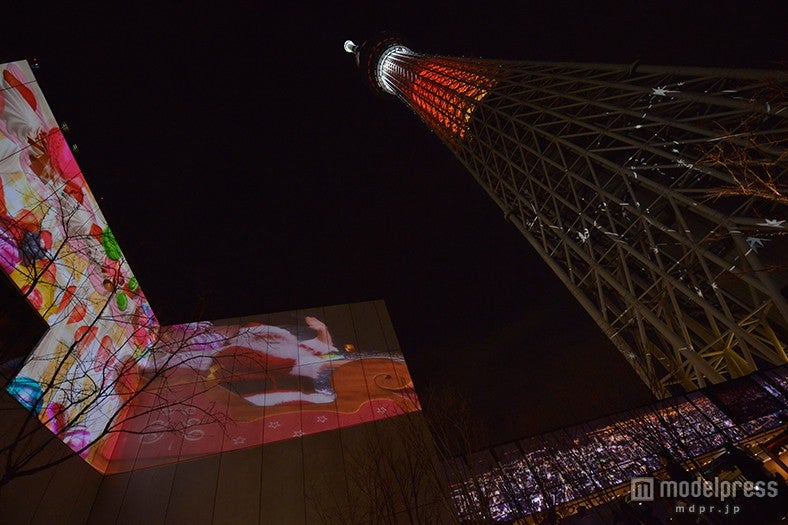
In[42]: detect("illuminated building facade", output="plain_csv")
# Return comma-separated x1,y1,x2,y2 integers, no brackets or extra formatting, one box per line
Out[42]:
0,60,447,523
346,36,788,397
442,365,788,522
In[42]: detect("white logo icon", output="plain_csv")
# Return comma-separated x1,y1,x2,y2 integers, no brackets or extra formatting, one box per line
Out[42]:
631,477,655,502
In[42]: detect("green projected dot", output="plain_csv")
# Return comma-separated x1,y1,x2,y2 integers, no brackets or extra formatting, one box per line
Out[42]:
117,292,128,311
101,228,122,261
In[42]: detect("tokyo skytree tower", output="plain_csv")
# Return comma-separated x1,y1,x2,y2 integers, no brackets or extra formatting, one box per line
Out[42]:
345,35,787,397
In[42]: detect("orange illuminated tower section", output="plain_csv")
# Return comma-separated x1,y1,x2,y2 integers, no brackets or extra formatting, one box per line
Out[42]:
345,35,788,398
348,36,497,144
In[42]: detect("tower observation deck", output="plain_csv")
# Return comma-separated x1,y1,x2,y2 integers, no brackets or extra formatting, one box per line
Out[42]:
345,35,788,397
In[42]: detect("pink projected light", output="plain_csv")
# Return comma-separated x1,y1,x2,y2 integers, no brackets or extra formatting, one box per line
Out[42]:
105,310,419,473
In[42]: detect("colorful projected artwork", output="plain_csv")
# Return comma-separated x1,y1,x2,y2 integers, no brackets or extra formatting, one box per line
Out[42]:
0,60,158,468
0,60,420,474
104,306,418,472
0,62,154,331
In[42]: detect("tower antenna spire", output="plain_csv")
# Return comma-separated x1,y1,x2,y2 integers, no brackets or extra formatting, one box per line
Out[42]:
343,39,359,66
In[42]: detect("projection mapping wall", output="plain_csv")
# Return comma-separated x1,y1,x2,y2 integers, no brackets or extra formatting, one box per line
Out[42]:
0,60,419,474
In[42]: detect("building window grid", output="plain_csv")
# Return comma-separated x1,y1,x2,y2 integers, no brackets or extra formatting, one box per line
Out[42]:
445,367,788,521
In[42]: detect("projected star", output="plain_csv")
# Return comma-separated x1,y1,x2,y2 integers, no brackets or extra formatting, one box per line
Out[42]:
756,219,785,228
232,436,246,445
652,86,677,97
746,237,769,252
292,430,304,437
266,421,281,429
315,415,328,423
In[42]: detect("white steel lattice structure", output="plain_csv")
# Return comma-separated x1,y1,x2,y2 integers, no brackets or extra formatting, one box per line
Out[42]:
346,36,788,397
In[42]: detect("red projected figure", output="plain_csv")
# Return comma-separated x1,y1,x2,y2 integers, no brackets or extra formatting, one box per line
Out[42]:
142,316,341,406
103,313,418,472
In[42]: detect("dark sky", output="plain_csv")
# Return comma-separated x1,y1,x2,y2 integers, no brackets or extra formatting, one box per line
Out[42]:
3,2,786,443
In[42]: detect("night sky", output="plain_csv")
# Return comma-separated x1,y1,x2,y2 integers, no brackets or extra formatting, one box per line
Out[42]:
3,3,786,444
